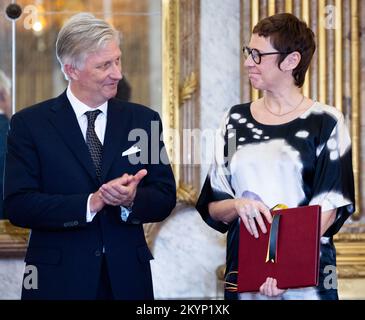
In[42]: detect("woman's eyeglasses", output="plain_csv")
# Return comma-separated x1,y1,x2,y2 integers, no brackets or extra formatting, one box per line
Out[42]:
243,46,291,64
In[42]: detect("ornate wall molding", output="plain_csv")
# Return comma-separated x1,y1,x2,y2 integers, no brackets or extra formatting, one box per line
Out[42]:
0,221,27,257
179,71,198,106
162,0,200,205
177,182,198,206
178,0,201,202
162,0,181,188
335,234,365,278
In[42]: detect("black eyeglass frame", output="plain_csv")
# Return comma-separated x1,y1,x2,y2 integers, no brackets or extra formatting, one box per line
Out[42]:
243,46,292,64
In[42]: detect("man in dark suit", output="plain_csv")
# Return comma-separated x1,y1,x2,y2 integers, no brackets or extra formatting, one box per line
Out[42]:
3,13,176,300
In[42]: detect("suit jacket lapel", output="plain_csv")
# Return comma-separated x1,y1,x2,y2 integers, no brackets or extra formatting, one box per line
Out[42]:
101,99,131,181
48,92,99,185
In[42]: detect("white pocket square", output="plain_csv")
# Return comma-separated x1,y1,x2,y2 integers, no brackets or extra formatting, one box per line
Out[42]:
122,145,141,157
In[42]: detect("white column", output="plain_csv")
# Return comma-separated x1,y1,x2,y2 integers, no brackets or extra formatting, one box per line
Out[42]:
200,0,241,183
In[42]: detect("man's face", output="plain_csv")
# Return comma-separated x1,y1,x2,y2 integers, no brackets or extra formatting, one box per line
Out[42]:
70,39,122,107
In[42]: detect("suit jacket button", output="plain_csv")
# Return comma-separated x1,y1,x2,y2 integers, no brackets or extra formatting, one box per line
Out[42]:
94,250,101,257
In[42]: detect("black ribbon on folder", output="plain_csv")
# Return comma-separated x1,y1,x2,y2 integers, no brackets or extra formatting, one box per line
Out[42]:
266,214,281,263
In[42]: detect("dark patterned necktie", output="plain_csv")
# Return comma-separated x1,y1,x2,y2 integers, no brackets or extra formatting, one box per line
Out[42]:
85,110,103,178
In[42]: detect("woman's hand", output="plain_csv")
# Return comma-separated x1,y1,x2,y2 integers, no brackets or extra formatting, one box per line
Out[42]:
235,199,272,238
259,277,286,297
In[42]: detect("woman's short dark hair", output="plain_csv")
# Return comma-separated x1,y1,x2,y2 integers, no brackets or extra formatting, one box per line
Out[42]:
253,13,316,88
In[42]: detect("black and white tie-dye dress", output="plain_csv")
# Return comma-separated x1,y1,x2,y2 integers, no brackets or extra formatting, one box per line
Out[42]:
196,101,355,300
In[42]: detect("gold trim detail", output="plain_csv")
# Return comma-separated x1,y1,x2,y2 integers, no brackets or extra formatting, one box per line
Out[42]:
268,0,276,16
177,182,198,205
0,220,28,235
337,266,365,278
179,71,198,106
285,0,293,13
162,0,180,187
0,221,28,257
335,230,365,278
250,0,259,101
336,240,365,278
350,0,361,219
318,0,327,103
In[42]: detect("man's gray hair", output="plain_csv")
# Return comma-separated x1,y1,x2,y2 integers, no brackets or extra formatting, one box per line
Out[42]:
56,13,120,79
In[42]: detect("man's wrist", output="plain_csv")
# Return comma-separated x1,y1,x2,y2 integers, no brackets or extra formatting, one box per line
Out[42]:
90,191,104,212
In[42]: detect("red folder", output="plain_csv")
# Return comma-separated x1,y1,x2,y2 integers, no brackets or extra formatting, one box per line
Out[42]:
237,205,321,292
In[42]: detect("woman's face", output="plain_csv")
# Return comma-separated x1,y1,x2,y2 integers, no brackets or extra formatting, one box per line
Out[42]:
244,34,285,91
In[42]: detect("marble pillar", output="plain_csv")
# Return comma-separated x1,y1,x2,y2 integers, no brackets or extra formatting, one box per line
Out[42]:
0,259,24,299
200,0,241,182
151,206,226,299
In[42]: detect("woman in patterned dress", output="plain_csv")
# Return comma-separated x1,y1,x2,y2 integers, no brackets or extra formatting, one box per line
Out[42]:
196,13,355,300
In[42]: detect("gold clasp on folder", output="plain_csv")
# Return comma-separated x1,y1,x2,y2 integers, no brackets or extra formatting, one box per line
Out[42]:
271,204,288,211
